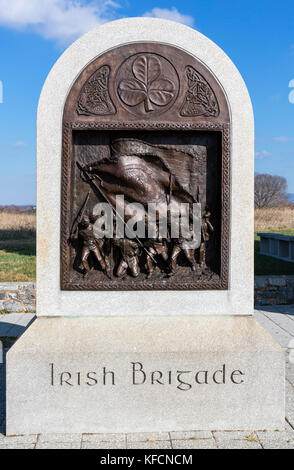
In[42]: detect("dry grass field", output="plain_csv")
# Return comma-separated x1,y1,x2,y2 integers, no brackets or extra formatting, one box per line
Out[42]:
255,207,294,232
0,208,293,281
0,212,36,282
0,212,36,237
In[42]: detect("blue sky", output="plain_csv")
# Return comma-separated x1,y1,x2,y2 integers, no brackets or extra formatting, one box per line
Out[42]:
0,0,293,204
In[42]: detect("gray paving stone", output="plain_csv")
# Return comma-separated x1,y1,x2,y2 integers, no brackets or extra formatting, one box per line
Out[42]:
0,434,38,444
261,310,294,336
38,433,82,443
213,431,258,441
257,427,294,443
0,442,35,449
282,420,293,435
82,433,125,443
216,439,262,449
172,439,217,449
286,381,294,413
36,441,81,449
170,430,212,440
254,311,293,347
82,441,126,449
127,432,170,442
287,376,294,386
127,440,172,449
12,313,35,326
287,412,294,429
259,438,294,449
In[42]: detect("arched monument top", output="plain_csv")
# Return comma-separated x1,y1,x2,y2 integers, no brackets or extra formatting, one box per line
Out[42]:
37,18,254,316
38,18,253,125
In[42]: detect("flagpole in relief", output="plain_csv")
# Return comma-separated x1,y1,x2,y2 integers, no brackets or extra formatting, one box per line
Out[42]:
69,189,91,242
76,161,157,265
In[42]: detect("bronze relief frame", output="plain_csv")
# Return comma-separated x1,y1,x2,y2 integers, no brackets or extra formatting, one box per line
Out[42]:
61,43,231,291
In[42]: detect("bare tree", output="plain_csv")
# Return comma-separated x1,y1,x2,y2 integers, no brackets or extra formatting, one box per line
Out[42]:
254,173,289,208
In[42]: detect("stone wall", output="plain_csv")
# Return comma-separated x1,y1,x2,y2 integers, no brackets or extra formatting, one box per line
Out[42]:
0,283,36,313
0,278,293,313
254,276,294,306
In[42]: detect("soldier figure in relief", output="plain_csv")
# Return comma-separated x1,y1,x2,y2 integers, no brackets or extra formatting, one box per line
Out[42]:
145,220,169,278
169,237,197,276
168,208,198,276
79,215,109,275
199,206,214,269
113,238,140,278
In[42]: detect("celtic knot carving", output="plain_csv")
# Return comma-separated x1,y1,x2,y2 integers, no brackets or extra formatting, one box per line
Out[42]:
77,65,116,116
180,66,219,117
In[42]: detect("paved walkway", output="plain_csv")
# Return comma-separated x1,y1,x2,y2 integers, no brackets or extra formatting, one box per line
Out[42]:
0,307,294,449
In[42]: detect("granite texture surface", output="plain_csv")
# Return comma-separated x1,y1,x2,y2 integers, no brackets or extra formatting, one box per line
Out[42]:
6,316,284,434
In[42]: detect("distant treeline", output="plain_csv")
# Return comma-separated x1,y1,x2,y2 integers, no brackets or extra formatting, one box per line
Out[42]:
0,205,36,214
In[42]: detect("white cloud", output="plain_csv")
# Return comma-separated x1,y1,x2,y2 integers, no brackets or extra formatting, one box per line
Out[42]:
0,0,121,45
274,136,294,143
255,150,271,160
143,7,194,27
11,141,27,147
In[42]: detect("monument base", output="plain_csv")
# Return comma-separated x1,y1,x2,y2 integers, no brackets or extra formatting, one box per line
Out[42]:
7,316,284,434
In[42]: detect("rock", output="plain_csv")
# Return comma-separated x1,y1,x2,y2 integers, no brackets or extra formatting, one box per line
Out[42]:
17,290,35,301
24,305,36,313
254,277,267,289
268,278,286,287
8,292,18,300
3,301,23,313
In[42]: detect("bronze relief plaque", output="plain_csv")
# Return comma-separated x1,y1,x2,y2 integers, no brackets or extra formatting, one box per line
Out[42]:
61,43,230,290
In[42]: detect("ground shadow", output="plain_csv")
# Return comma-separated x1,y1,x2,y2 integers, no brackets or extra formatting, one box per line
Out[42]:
0,229,36,257
255,304,294,316
0,317,35,337
0,316,36,435
254,238,294,276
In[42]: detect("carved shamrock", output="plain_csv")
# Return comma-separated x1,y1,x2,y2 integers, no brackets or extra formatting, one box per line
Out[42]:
118,55,175,113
